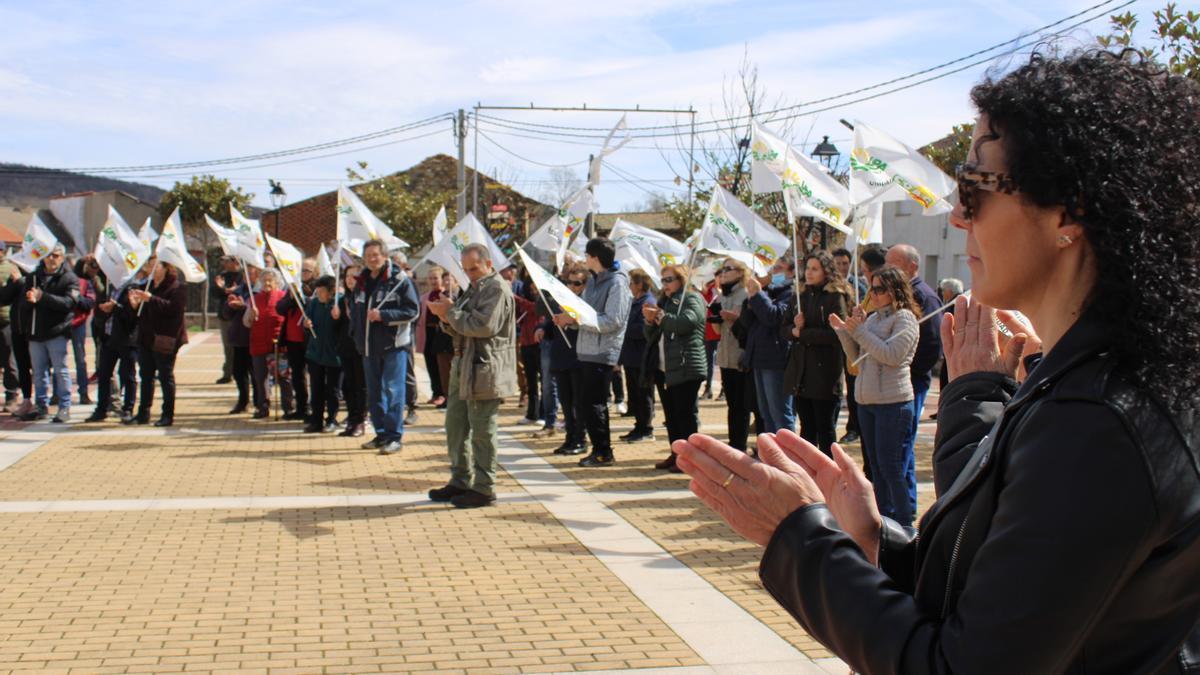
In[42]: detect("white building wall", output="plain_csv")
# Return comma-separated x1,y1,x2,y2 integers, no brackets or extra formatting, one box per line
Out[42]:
881,201,972,289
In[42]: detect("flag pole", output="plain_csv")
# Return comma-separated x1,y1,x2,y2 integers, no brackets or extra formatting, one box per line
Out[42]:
288,282,317,339
791,218,802,307
137,260,160,317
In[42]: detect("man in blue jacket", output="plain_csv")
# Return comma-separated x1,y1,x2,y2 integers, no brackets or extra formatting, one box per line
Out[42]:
737,257,796,435
554,238,631,467
350,239,419,456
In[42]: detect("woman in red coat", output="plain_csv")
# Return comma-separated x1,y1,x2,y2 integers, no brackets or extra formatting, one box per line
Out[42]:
245,268,293,419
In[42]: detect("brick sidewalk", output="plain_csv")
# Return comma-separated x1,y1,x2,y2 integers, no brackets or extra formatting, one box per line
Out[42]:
0,331,940,674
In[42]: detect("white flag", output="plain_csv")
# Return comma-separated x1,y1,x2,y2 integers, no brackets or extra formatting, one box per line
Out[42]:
155,207,207,283
93,206,150,287
589,114,631,185
750,121,851,234
516,248,597,330
431,205,449,246
230,206,267,268
424,213,510,290
317,245,336,279
555,186,595,272
138,218,158,250
610,218,687,288
850,202,884,246
524,214,567,253
11,213,60,273
265,234,305,290
696,185,791,276
849,120,955,215
688,252,727,290
336,185,408,256
204,214,240,258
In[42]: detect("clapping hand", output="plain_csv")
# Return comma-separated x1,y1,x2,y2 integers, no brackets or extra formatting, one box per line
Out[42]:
427,298,451,319
552,313,577,328
940,295,1034,382
719,309,740,323
744,277,762,296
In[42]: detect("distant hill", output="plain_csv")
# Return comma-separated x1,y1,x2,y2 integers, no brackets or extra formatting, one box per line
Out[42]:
0,163,166,209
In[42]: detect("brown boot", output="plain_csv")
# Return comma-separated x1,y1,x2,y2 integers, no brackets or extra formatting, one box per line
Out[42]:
654,452,677,470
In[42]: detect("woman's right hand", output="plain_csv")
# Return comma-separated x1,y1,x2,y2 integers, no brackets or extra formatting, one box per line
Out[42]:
828,313,846,331
767,430,882,565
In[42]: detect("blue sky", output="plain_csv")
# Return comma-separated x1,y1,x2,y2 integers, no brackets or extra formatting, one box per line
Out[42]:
0,0,1140,210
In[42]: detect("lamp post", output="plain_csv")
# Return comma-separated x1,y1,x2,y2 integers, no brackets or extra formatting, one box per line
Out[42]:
810,136,841,249
268,180,287,238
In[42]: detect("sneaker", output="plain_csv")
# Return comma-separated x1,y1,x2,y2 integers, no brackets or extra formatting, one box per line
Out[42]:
620,430,655,443
361,436,386,450
404,408,418,426
838,431,860,444
302,423,323,434
553,442,586,455
378,439,403,455
517,416,538,425
19,407,47,422
450,490,496,509
51,409,70,424
215,376,233,384
428,484,470,502
322,421,340,433
578,453,614,467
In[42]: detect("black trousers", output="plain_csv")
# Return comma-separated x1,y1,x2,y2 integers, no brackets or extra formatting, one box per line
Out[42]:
844,371,860,434
308,360,342,425
405,346,416,409
338,346,366,426
0,324,16,401
424,344,444,399
520,344,541,420
661,378,703,444
11,330,31,399
96,342,136,414
578,362,614,456
610,366,624,404
553,368,585,447
796,396,841,456
285,342,309,414
623,365,655,434
137,348,177,419
721,368,752,451
232,346,251,409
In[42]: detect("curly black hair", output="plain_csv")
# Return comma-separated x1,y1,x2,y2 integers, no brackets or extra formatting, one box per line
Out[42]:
970,48,1200,409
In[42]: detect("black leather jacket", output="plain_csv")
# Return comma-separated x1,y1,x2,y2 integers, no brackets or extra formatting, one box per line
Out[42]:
759,310,1200,673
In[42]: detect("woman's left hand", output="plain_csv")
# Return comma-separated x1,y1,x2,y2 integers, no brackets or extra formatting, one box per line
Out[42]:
941,294,1030,381
673,433,824,546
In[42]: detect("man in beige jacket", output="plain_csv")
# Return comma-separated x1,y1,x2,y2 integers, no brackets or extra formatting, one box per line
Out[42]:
425,243,516,508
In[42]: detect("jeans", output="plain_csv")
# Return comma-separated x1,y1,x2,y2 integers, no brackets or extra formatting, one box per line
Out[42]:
137,348,178,419
578,362,614,457
661,378,702,443
70,322,88,399
720,368,751,451
704,339,719,389
752,368,794,434
95,342,136,414
30,336,71,411
860,401,916,526
553,368,585,447
520,344,540,420
623,365,655,434
445,357,502,497
795,396,841,456
364,347,407,441
308,360,341,426
906,374,931,517
539,343,558,427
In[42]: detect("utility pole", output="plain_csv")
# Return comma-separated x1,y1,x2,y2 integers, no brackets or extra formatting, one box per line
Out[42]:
686,106,696,205
584,154,595,239
456,109,467,220
472,106,480,219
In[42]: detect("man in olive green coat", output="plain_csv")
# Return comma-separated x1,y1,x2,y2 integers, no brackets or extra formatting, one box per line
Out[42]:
425,243,516,508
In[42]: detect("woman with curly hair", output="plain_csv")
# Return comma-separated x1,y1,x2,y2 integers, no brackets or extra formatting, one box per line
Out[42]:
673,48,1200,672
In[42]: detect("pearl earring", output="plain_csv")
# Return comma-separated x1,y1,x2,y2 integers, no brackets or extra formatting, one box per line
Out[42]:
1058,235,1075,246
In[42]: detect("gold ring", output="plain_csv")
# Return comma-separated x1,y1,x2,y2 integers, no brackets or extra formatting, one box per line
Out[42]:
721,472,735,488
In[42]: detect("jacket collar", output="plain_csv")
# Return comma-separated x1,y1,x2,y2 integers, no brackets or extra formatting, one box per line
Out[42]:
1009,306,1111,408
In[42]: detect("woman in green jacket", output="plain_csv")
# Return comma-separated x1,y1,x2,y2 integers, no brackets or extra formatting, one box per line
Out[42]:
643,263,707,471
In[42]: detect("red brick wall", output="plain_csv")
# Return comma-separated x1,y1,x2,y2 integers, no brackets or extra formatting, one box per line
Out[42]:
260,192,337,257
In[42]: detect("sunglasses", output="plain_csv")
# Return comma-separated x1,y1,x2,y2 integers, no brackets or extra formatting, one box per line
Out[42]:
719,266,739,273
566,280,585,287
870,285,889,295
661,275,678,284
956,164,1020,221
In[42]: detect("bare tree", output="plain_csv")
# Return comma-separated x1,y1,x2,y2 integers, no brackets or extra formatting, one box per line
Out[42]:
539,167,584,207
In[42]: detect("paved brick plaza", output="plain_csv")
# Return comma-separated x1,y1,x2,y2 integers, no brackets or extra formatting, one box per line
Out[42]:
0,332,939,674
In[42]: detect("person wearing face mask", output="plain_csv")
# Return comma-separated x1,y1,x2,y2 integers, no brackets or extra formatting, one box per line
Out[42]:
782,251,852,457
734,256,796,436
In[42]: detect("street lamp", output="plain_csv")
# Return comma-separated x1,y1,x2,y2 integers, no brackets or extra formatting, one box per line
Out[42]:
810,137,841,249
268,180,287,237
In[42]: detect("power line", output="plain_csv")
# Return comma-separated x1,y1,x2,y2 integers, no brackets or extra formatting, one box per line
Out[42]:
476,130,591,169
474,0,1129,137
